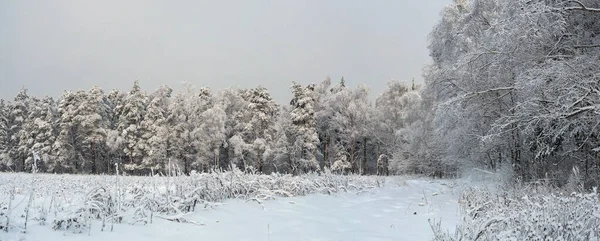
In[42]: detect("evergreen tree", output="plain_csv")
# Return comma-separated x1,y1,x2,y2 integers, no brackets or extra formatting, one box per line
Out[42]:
117,81,148,173
105,89,126,174
78,86,111,173
10,89,31,171
167,82,203,174
52,91,87,173
21,96,57,172
0,100,11,170
289,82,320,174
240,86,279,173
141,85,172,173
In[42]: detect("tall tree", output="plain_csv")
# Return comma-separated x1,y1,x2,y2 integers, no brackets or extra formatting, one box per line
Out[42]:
167,83,203,174
239,86,280,173
52,91,87,173
77,86,111,173
289,82,320,174
117,81,148,173
197,105,226,171
21,96,57,172
141,85,173,174
0,100,11,170
10,89,31,172
215,87,251,170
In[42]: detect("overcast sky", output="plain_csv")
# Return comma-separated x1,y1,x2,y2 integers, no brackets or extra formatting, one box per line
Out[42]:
0,0,449,103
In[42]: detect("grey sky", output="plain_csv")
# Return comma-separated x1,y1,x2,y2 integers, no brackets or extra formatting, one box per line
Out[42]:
0,0,449,103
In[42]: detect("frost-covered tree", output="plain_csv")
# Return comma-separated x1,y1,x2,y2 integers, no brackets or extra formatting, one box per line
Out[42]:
21,96,57,172
167,83,207,174
289,82,320,173
375,81,425,174
239,86,280,173
10,89,31,171
0,100,9,170
266,106,295,173
197,105,226,171
313,77,335,168
104,89,125,174
140,85,172,173
424,0,600,184
76,86,111,173
215,87,251,170
117,81,148,173
323,80,374,174
52,91,87,172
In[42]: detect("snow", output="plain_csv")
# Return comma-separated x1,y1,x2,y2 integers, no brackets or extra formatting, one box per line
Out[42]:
0,178,460,241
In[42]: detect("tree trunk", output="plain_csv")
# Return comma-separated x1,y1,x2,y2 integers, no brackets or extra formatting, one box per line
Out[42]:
323,135,328,168
214,148,219,171
256,150,262,173
350,137,356,174
363,137,367,175
91,142,97,174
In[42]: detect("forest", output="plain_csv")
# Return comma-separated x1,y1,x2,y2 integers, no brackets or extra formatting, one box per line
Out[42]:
1,0,600,189
0,78,422,176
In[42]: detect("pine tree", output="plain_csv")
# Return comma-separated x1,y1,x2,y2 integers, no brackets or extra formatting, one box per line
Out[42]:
289,82,320,174
78,86,111,174
10,89,31,171
117,81,148,173
52,91,87,173
0,100,11,170
105,89,125,174
141,85,172,173
240,86,279,173
21,96,57,172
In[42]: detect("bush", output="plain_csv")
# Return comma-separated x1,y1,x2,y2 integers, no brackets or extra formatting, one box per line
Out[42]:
432,184,600,240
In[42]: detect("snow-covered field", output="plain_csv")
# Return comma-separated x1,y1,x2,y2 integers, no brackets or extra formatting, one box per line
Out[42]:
0,172,460,241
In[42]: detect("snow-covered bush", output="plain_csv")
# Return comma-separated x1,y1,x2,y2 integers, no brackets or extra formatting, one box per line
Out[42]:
432,184,600,240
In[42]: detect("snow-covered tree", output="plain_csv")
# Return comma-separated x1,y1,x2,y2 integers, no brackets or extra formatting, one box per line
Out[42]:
137,85,172,173
289,82,320,173
197,105,226,171
215,87,251,170
313,77,335,168
76,86,112,173
20,96,57,172
239,86,280,173
167,83,207,174
117,81,148,173
265,106,294,173
375,81,425,174
0,100,11,170
10,89,31,171
52,91,87,172
423,0,600,183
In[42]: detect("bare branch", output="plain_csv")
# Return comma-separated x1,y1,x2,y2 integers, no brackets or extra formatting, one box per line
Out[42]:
574,44,600,49
563,106,595,119
465,87,515,98
566,0,587,9
562,0,600,13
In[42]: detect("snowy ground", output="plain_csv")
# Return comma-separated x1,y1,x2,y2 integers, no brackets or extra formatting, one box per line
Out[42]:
1,176,460,241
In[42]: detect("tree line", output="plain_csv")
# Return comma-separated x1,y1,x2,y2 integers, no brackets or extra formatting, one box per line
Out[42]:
0,79,422,176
